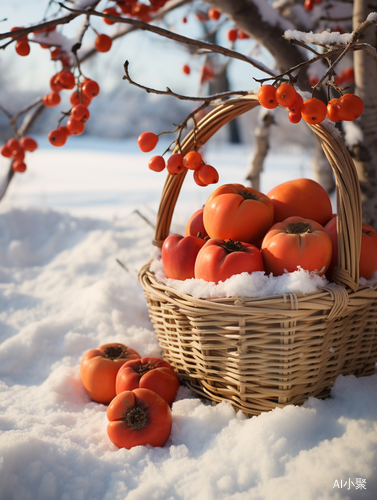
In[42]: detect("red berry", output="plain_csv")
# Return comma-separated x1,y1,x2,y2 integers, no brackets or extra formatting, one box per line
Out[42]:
301,98,327,124
95,34,112,53
66,118,85,136
48,128,68,147
193,169,208,187
336,94,364,121
208,8,221,20
42,92,61,107
183,151,202,170
82,80,100,98
7,138,21,156
148,156,166,172
50,74,64,92
0,145,12,158
50,47,61,60
183,64,191,75
288,111,302,124
69,90,91,107
15,39,30,56
257,85,278,109
197,164,219,185
288,93,303,114
166,153,184,174
102,7,120,25
12,148,25,162
19,136,38,152
71,104,90,122
137,132,158,153
12,160,27,173
57,70,75,90
227,29,238,42
275,84,298,108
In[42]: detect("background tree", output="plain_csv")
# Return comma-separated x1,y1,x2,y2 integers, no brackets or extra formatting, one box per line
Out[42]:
1,0,376,224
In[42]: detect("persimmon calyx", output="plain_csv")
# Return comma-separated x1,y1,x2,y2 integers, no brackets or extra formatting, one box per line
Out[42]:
135,362,154,376
285,222,313,234
239,190,259,201
125,406,148,430
103,345,129,360
219,239,247,254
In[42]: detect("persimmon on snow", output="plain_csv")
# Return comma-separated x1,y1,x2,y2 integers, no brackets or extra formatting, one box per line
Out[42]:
138,132,158,152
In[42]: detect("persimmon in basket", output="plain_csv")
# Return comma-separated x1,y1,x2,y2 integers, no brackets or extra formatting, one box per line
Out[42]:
267,178,332,226
261,216,332,276
203,183,274,245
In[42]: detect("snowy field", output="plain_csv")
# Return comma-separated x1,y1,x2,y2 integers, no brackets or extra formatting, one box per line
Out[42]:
0,136,376,500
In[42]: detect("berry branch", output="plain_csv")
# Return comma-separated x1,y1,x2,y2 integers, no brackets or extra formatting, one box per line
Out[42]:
123,60,250,103
57,2,277,76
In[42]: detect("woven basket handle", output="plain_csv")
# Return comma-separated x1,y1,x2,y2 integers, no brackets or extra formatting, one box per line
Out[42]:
152,94,362,291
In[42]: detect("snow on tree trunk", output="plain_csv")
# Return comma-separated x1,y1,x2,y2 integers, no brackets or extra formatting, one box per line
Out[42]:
352,0,377,226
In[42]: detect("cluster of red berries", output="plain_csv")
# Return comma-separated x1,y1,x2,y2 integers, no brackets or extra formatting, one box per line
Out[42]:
0,136,38,173
309,67,355,88
257,83,364,124
47,77,100,147
138,132,219,187
103,0,169,23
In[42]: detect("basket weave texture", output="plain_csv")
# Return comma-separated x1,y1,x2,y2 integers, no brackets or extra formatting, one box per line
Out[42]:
139,94,377,416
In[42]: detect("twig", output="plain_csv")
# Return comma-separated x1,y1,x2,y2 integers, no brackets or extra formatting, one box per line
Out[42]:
58,2,277,77
133,210,155,229
123,61,250,103
116,258,129,272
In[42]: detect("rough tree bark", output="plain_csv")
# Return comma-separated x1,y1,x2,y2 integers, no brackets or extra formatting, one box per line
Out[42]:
352,0,377,226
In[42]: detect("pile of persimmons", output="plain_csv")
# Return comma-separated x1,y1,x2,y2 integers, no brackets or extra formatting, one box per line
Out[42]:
80,345,180,450
161,178,377,285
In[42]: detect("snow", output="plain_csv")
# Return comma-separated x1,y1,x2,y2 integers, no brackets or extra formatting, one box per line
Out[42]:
0,136,376,499
284,29,353,46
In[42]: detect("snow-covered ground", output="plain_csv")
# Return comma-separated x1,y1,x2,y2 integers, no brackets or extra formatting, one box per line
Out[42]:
0,136,376,500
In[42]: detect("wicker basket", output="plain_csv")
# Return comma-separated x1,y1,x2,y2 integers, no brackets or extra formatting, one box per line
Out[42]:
138,94,377,416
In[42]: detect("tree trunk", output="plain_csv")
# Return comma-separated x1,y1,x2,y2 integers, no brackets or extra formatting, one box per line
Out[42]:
352,0,377,226
204,0,311,90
